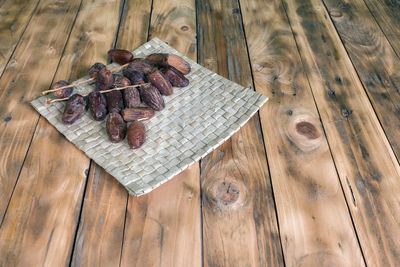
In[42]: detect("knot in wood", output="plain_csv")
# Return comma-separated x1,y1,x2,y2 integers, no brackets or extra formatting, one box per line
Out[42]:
203,177,248,211
296,121,319,139
180,25,189,31
329,10,343,18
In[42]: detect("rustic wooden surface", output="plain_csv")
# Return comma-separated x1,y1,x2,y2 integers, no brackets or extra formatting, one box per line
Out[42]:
0,0,399,266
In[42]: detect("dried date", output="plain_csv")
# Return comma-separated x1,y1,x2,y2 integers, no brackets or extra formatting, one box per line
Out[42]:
127,58,155,75
112,74,131,88
88,62,106,78
108,49,134,65
146,53,191,75
52,80,74,98
106,90,124,113
106,112,126,143
122,107,154,122
127,121,146,149
139,84,165,111
147,69,173,95
122,68,146,85
62,94,86,125
88,91,107,121
162,66,189,87
96,68,114,91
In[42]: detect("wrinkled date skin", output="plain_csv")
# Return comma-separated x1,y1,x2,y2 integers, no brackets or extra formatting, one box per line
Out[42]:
122,68,146,85
127,121,146,149
146,53,191,75
122,107,155,122
108,49,134,65
139,84,165,111
127,59,155,75
96,68,114,91
52,80,74,98
88,91,107,121
112,74,131,88
147,70,173,95
162,66,189,87
106,90,124,113
123,87,141,108
62,94,86,125
88,62,106,78
106,112,126,143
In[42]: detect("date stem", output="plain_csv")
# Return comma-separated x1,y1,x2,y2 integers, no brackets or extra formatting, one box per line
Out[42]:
41,63,130,95
45,83,147,106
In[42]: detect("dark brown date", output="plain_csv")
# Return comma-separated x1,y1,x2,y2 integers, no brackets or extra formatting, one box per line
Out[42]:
88,62,106,78
162,66,189,87
52,80,74,98
106,90,124,113
112,74,131,88
147,69,173,95
127,58,155,75
96,68,114,91
106,112,126,143
146,53,191,75
123,87,141,108
139,84,165,111
88,91,107,121
62,94,86,125
127,121,146,149
122,68,146,85
122,107,155,122
108,49,134,65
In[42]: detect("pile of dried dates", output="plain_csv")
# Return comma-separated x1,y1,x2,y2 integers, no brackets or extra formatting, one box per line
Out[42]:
53,49,191,149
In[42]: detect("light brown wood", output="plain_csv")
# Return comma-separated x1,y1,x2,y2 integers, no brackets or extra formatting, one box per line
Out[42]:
197,0,284,266
70,0,152,265
120,0,201,266
0,0,39,73
283,0,400,264
321,0,400,160
0,0,81,223
239,0,365,266
363,0,400,56
0,0,124,266
71,164,127,267
121,164,200,267
0,118,89,266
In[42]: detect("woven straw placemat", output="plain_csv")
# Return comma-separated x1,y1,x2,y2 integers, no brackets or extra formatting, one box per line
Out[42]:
31,38,268,196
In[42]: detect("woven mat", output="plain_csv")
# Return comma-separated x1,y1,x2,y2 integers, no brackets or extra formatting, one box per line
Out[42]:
31,38,268,196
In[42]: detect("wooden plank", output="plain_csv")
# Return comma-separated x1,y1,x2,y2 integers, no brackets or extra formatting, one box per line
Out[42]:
0,0,124,266
120,0,201,266
0,0,39,74
70,0,152,265
362,0,400,55
197,0,285,266
239,0,365,266
320,0,400,160
282,0,400,264
0,0,81,224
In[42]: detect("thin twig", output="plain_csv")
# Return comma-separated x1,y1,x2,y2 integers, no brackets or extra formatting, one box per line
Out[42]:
45,83,147,106
41,62,131,95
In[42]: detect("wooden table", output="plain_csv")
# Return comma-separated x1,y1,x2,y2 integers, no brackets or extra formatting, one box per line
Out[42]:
1,0,399,266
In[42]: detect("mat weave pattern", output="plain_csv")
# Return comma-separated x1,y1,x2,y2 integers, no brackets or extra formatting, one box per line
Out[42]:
31,38,268,196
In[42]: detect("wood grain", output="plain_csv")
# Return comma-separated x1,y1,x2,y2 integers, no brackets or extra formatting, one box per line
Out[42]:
70,0,152,265
362,0,400,56
0,0,39,74
239,0,365,265
197,0,284,266
121,164,201,267
0,0,81,224
0,118,88,266
283,0,400,264
320,0,400,160
0,0,126,265
120,1,201,266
